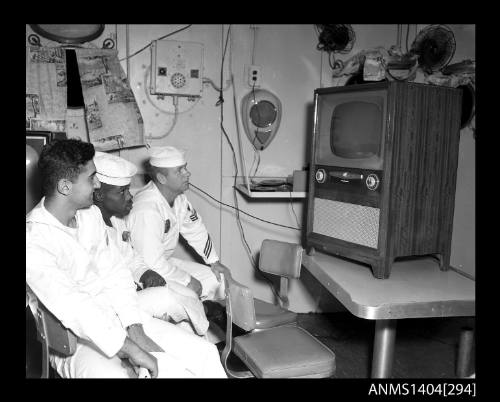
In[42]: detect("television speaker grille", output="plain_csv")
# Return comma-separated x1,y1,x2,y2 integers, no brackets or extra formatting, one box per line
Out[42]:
312,198,380,248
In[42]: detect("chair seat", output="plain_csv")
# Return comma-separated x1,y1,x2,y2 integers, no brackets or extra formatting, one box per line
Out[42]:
253,298,297,329
233,325,336,378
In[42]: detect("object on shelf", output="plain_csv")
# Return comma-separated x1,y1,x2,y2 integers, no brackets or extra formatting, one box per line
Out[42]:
292,170,308,192
250,178,290,192
442,59,475,75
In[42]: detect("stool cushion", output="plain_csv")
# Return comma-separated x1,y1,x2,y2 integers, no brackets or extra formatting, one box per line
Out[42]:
254,298,297,329
233,325,335,378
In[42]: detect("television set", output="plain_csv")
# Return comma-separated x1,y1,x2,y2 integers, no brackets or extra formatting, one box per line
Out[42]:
26,131,67,213
315,89,386,171
305,82,462,279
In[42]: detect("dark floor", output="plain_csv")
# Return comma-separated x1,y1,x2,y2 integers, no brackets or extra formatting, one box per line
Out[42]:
221,312,475,379
297,312,475,378
27,307,475,379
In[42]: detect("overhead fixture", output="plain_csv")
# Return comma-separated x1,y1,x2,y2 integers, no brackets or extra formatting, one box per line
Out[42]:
29,24,105,45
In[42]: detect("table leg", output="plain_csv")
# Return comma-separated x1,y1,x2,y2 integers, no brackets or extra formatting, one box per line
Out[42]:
371,319,397,378
456,327,474,377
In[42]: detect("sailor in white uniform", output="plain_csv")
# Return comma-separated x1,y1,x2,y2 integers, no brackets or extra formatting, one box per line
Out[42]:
26,139,226,378
92,151,209,336
126,146,232,302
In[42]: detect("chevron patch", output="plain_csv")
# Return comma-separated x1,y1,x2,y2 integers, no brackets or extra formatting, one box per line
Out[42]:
203,236,212,258
190,209,198,222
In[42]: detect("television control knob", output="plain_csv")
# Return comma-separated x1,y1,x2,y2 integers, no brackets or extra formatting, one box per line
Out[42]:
315,169,326,183
366,174,380,190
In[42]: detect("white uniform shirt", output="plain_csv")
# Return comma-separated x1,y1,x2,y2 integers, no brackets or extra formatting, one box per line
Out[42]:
126,181,218,283
26,199,144,358
107,216,209,335
109,216,149,284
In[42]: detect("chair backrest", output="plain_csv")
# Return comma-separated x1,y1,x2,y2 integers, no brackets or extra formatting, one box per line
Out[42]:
220,276,335,379
259,239,303,278
221,277,257,378
258,239,303,308
26,284,77,378
37,301,78,356
225,278,256,332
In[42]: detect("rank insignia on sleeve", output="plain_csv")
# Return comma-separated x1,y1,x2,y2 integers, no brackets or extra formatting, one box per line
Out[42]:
122,231,131,242
204,235,213,258
164,219,171,233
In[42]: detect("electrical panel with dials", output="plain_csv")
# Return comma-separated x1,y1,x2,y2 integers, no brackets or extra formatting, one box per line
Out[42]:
150,40,204,97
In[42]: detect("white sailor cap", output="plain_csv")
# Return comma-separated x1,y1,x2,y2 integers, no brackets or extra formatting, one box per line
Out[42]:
149,146,187,168
94,151,137,186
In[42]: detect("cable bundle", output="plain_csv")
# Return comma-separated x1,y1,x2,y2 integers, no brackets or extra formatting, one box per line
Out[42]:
316,24,355,54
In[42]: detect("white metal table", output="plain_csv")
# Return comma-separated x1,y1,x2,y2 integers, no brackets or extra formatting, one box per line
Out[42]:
302,251,475,378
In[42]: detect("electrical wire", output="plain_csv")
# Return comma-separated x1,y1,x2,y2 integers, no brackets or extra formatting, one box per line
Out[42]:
218,26,255,267
215,25,296,305
249,82,262,151
249,149,261,178
190,180,295,304
202,77,232,92
145,96,179,140
289,192,301,230
405,24,410,53
190,183,300,231
118,25,192,62
251,25,257,65
397,24,402,50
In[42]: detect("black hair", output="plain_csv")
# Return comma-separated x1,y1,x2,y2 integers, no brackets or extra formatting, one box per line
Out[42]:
145,161,160,183
38,139,95,196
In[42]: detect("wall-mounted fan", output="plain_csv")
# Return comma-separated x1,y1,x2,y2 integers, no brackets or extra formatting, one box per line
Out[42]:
410,25,456,73
241,89,282,151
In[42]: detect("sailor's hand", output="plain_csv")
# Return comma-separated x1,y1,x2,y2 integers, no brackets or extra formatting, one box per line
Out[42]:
117,337,159,378
187,276,202,297
140,270,166,289
127,324,164,353
210,261,232,282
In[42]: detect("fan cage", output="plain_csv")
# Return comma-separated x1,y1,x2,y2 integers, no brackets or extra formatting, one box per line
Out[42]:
410,25,456,72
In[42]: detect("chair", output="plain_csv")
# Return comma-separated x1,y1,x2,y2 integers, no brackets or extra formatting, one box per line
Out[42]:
26,284,77,378
253,239,302,329
221,277,336,378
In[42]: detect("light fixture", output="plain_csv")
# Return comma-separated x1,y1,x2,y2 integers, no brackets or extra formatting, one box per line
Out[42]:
29,24,105,45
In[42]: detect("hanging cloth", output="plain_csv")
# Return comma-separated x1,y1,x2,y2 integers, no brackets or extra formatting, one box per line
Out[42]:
74,48,145,151
26,46,67,132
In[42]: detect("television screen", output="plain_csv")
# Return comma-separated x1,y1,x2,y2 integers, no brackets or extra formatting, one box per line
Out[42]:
314,88,387,170
330,101,382,159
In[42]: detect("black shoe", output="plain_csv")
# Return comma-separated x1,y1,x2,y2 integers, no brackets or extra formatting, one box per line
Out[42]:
203,300,227,329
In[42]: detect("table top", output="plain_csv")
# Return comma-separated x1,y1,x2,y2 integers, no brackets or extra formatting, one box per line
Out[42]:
302,252,475,320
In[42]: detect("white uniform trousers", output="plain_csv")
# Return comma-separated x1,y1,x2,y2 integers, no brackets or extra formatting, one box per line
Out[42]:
136,282,209,336
161,257,226,302
50,315,227,378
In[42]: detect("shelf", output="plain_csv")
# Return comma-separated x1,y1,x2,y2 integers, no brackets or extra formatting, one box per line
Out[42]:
235,184,306,199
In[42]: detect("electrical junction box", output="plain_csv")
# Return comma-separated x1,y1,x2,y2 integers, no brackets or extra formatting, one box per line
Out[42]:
150,40,204,97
